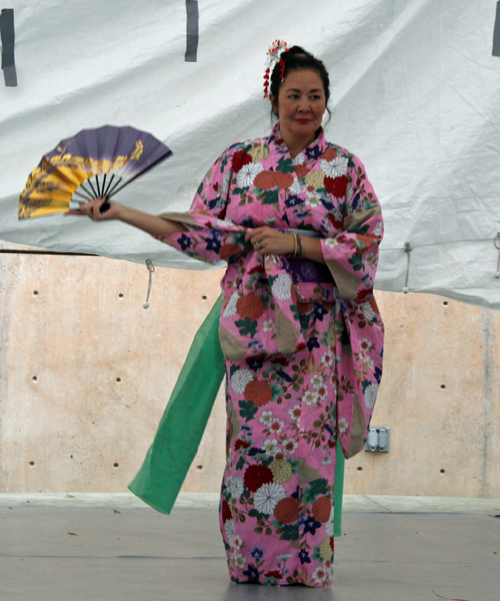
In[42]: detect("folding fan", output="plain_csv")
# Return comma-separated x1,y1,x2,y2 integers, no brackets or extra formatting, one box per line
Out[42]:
19,125,172,219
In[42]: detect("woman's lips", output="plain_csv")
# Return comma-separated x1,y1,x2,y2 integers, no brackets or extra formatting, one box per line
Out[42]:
296,118,312,124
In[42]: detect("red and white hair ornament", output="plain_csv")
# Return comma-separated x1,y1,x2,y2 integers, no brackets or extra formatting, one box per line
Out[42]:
263,39,289,98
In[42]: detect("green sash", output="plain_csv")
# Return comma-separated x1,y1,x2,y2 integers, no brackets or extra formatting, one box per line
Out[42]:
128,294,344,536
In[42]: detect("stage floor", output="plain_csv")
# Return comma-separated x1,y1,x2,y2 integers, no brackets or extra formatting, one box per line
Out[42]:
0,493,498,601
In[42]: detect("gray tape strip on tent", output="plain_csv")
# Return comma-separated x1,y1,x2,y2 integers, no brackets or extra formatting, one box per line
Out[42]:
185,0,198,62
0,8,16,86
494,1,500,56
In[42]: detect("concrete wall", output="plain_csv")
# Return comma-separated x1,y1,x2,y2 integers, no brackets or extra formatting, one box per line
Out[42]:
0,247,498,497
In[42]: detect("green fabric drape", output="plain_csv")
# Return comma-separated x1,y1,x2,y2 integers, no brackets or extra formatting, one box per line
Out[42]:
129,294,345,534
128,295,225,513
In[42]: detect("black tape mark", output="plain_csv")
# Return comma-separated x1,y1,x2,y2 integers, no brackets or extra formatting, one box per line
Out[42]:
493,1,500,57
185,0,198,62
0,8,16,86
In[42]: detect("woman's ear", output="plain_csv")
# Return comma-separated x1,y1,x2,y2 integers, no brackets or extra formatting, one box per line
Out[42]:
269,93,279,117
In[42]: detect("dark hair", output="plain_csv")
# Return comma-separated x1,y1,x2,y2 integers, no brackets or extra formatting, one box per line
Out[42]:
269,45,331,122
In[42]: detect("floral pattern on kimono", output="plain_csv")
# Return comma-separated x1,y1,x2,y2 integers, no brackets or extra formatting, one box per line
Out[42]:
157,124,384,587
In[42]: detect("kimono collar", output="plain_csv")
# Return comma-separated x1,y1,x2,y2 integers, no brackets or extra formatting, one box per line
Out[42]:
267,122,329,161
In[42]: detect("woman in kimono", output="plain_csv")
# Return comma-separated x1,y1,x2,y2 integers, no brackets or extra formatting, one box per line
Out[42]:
74,44,384,587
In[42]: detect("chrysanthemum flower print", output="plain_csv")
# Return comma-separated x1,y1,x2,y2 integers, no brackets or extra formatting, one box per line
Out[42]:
236,161,264,188
248,145,269,162
304,170,325,188
364,382,379,410
320,156,349,178
223,290,240,319
271,272,292,301
253,482,286,515
231,368,254,394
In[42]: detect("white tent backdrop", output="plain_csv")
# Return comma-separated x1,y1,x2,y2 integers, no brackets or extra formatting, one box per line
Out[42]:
1,0,499,308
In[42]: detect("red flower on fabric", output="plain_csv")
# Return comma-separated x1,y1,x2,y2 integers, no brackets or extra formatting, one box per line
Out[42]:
320,146,337,161
232,150,253,173
296,342,307,352
247,264,266,275
294,164,309,180
244,380,272,407
276,172,294,190
274,497,300,524
244,465,274,492
221,499,232,523
213,182,219,191
237,294,265,321
254,170,277,190
264,570,282,580
220,244,241,260
234,439,251,451
312,496,331,523
328,213,343,230
271,357,289,367
324,175,347,198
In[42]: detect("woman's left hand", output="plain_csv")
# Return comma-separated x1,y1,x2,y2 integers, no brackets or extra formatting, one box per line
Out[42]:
245,227,295,256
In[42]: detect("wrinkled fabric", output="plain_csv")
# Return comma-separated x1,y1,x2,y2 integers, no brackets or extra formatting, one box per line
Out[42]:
157,124,383,586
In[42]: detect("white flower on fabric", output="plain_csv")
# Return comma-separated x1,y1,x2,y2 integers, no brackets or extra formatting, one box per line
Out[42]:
277,553,293,561
324,237,338,249
225,519,235,546
360,338,374,352
263,319,275,333
365,252,377,268
288,178,303,195
222,169,232,194
312,566,329,585
359,302,377,322
264,216,277,225
320,156,349,179
271,272,292,301
321,351,334,367
322,456,332,466
215,218,236,228
269,418,285,434
325,506,335,537
305,193,320,208
292,152,306,165
263,439,279,457
253,482,286,515
345,184,354,204
364,382,379,410
310,374,324,390
316,384,328,401
360,351,374,371
288,404,301,422
232,535,243,550
259,410,274,426
233,553,247,569
283,438,299,455
223,290,240,319
303,390,319,406
236,161,264,188
231,368,254,394
338,417,349,434
373,221,383,237
230,476,244,500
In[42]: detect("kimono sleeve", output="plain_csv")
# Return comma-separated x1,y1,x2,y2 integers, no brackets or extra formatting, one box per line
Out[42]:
157,145,248,265
321,155,383,301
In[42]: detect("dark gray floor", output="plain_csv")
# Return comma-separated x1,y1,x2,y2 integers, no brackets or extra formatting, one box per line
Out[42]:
0,498,499,601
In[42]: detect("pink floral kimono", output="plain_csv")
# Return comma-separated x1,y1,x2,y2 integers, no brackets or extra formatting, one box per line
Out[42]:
158,124,384,587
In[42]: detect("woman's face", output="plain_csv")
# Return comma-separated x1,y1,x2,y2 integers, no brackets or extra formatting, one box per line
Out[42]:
270,69,327,146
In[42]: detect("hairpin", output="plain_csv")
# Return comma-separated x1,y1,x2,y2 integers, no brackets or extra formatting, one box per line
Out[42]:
263,39,289,98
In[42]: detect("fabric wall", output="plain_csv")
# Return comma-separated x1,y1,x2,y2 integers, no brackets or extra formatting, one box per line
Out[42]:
1,0,499,308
